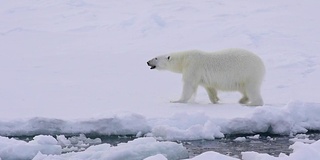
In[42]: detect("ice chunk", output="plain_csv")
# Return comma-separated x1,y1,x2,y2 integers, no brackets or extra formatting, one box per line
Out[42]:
33,137,188,160
144,154,167,160
248,134,260,140
234,137,246,142
151,113,224,140
56,135,71,147
0,135,61,160
289,134,315,144
189,151,239,160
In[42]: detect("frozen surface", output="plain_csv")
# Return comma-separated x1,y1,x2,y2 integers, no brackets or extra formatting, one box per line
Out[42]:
0,113,150,136
1,0,320,159
1,0,319,120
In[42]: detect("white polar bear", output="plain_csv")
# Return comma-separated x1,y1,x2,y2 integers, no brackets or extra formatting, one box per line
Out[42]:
147,48,266,106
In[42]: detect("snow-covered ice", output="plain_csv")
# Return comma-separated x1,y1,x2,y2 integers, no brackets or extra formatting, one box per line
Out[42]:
247,135,260,140
1,0,320,159
0,113,150,136
1,136,189,160
234,137,247,142
1,101,319,141
187,151,239,160
0,135,61,160
32,137,188,160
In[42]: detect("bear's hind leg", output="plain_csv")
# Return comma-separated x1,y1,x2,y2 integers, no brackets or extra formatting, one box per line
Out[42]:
239,96,249,104
205,87,219,103
239,91,249,104
245,84,263,106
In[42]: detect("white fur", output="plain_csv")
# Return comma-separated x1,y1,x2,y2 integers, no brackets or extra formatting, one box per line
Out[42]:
147,48,266,106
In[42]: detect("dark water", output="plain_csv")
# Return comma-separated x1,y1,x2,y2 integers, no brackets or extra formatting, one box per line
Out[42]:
96,133,320,159
183,135,292,159
182,133,320,158
91,133,320,158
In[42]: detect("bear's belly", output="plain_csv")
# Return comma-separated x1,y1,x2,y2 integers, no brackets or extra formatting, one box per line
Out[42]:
200,76,245,91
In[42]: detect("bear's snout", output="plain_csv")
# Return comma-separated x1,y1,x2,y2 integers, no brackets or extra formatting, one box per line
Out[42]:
147,60,156,69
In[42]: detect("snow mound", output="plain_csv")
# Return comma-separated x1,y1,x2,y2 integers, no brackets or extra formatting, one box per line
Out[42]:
150,118,224,140
188,151,239,160
0,113,150,136
150,101,320,140
222,101,320,135
144,154,168,160
0,135,61,160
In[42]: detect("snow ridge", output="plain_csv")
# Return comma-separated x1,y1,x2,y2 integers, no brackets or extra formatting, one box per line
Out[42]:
0,101,319,141
0,114,150,137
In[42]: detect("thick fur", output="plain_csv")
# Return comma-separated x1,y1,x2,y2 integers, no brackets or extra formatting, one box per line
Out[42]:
147,48,266,106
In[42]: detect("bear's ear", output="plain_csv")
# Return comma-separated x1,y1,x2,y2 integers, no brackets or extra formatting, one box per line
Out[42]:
167,56,171,60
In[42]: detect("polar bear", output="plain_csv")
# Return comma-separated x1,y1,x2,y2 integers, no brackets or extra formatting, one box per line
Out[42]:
147,48,265,106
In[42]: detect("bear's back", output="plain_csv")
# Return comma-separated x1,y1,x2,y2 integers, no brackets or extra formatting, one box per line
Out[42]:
181,49,265,90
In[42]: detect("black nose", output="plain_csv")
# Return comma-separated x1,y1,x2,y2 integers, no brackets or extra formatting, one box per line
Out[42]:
147,61,150,65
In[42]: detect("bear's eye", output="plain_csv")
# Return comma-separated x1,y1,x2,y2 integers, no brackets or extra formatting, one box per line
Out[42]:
155,58,158,60
167,56,170,60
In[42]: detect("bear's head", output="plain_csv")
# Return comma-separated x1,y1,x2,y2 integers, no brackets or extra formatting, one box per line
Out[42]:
147,55,171,70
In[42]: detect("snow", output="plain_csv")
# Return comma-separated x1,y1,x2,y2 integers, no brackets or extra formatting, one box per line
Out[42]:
1,0,320,159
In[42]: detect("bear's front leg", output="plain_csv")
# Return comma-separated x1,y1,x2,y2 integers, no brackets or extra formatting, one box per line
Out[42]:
205,87,219,103
171,82,198,103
